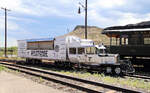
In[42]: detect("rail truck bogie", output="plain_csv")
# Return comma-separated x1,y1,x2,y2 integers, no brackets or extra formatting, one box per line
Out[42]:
18,36,135,75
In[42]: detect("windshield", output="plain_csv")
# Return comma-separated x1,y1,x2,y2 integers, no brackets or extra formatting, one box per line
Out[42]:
86,47,107,54
86,47,96,54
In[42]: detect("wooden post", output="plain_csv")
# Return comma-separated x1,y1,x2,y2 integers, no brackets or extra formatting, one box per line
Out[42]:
116,37,118,45
1,8,10,57
85,0,88,39
120,36,122,45
110,35,112,46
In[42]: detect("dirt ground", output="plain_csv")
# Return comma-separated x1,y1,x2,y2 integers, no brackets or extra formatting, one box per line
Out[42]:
0,71,66,93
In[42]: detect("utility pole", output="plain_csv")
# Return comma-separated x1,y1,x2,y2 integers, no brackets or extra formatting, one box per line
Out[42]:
1,7,10,58
78,0,88,39
85,0,87,39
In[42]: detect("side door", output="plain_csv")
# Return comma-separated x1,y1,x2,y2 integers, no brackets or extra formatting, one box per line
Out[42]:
77,48,87,63
85,47,97,63
68,48,78,62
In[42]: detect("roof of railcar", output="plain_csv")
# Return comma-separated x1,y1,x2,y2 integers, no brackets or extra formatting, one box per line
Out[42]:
26,38,54,42
102,28,150,34
102,21,150,34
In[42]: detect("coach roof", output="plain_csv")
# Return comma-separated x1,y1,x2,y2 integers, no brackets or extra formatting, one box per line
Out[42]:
102,21,150,34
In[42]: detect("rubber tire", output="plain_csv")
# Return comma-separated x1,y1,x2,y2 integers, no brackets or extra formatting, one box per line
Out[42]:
113,66,122,76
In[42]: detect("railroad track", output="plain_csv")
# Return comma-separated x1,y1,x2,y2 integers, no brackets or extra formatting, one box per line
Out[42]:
0,61,141,93
126,74,150,80
1,59,150,81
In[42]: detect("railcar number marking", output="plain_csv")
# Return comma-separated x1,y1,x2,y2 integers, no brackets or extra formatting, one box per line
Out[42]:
31,50,48,57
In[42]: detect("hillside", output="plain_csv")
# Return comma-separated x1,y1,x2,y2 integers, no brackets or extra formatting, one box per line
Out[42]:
58,25,110,45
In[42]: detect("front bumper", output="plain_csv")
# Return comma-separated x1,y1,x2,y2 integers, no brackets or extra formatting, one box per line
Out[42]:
120,60,135,74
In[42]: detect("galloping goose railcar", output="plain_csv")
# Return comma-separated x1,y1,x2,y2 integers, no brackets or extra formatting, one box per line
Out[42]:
18,36,134,75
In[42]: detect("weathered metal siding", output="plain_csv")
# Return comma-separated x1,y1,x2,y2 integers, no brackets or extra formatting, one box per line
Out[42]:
27,41,54,50
27,42,38,50
38,41,54,50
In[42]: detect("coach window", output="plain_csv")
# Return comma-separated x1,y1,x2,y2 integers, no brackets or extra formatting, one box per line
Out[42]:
144,38,150,44
78,48,85,54
69,48,76,54
111,37,116,45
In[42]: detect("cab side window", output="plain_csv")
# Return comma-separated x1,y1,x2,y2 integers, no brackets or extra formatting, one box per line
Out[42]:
78,48,85,54
86,47,95,54
69,48,76,54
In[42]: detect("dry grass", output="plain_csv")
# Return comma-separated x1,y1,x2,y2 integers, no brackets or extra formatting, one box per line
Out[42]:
0,57,25,61
58,70,150,92
0,65,7,72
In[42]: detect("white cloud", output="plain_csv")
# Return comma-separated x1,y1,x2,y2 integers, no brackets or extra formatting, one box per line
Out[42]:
88,9,150,27
89,0,126,9
0,19,18,47
0,37,17,47
88,10,114,27
0,15,37,47
8,16,38,23
0,14,34,32
1,0,150,47
0,0,22,9
59,0,72,4
86,0,150,27
116,12,150,25
0,0,77,17
0,16,18,30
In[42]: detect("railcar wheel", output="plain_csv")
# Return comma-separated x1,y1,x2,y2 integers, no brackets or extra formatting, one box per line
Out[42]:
114,67,122,75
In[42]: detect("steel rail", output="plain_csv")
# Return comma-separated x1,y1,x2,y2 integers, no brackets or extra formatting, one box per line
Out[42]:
3,59,149,80
126,74,150,80
0,62,141,93
0,62,103,93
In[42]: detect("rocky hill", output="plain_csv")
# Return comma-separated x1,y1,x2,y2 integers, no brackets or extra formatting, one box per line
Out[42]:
58,25,110,45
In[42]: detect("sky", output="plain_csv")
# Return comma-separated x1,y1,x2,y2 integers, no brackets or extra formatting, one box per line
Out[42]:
0,0,150,47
